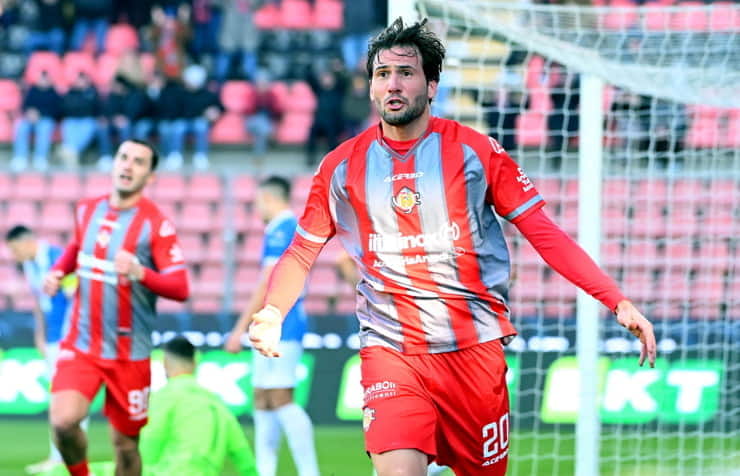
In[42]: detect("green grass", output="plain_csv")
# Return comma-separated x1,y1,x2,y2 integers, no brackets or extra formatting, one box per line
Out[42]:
0,419,737,475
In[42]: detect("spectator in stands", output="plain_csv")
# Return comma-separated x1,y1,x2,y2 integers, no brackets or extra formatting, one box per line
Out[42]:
151,71,187,169
97,75,152,170
11,70,59,172
546,61,580,165
485,73,528,151
608,89,648,160
171,64,223,170
150,3,191,79
70,0,112,53
189,0,223,62
245,70,282,160
641,97,687,171
306,69,345,166
57,71,103,168
216,0,261,82
26,0,66,56
341,0,377,72
115,48,147,87
341,71,371,137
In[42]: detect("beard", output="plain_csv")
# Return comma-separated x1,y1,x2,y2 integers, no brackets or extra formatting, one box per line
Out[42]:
377,92,428,126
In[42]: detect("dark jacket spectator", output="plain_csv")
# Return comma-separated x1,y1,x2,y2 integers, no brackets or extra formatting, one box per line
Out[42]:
60,75,100,118
22,79,61,119
182,86,222,119
11,71,60,171
306,70,346,165
341,72,370,136
154,77,186,120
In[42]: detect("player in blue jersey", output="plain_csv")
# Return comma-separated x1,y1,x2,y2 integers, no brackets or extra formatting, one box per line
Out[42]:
225,176,319,476
4,224,83,475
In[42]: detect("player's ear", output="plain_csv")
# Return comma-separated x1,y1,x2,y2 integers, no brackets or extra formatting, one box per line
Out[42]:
427,80,438,103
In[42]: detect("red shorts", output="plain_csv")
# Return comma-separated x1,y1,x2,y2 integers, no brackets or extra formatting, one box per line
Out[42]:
361,340,510,476
51,348,151,436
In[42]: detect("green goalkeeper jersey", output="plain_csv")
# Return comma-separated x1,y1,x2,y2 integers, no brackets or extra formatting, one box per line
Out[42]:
139,374,258,476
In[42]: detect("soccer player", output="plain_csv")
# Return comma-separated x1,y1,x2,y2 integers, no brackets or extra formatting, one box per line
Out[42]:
138,336,258,476
43,139,190,476
248,18,657,476
4,225,82,475
225,176,320,476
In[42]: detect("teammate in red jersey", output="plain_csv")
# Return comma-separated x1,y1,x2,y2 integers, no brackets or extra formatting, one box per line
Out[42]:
43,139,190,476
248,18,656,476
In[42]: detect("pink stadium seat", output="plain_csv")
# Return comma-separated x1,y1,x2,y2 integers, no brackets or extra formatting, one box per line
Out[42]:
62,52,97,91
722,109,740,148
220,81,256,114
515,112,547,147
287,81,317,113
515,240,541,268
662,239,694,269
84,173,112,197
633,179,668,204
280,0,312,29
152,174,187,203
48,174,83,202
601,240,623,271
669,178,705,206
665,204,698,237
622,269,655,303
2,201,38,228
156,202,179,225
12,173,47,201
690,271,724,319
178,202,214,233
706,179,736,207
685,105,722,148
557,204,578,234
188,174,223,202
105,24,139,56
702,206,734,238
23,51,63,86
234,265,262,297
525,56,544,90
511,268,545,300
12,293,36,312
630,203,665,238
233,175,257,205
533,177,560,204
313,0,344,30
95,53,120,92
191,298,222,315
179,233,205,264
335,295,356,315
210,113,248,144
269,81,289,110
304,297,330,315
157,298,188,314
139,53,157,82
602,177,631,208
708,2,740,31
315,238,343,267
202,236,225,264
600,3,639,30
0,113,12,142
276,112,313,144
0,80,21,113
254,2,281,29
39,202,73,234
239,233,264,264
697,240,730,272
643,7,671,30
623,239,659,269
291,174,314,208
672,2,707,31
602,204,629,237
307,266,338,298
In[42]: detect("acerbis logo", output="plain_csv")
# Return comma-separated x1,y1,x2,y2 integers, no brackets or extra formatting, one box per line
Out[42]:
384,172,424,182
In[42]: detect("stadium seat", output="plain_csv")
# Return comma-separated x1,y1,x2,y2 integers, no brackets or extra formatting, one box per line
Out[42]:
685,105,722,148
232,175,257,205
696,240,730,272
0,80,21,113
633,178,668,204
623,239,659,270
138,53,157,82
515,112,547,147
2,201,39,228
188,174,223,203
672,2,707,31
335,295,356,316
304,296,330,316
39,202,74,234
84,173,112,197
630,203,665,238
269,81,290,110
313,0,343,30
23,51,63,86
514,240,542,269
557,204,578,234
62,52,98,91
105,23,139,56
210,113,249,144
708,2,740,31
275,112,313,144
599,5,639,30
179,233,205,264
287,81,317,114
280,0,313,29
643,7,671,31
702,206,734,238
48,174,83,202
194,265,226,298
307,266,338,298
178,202,215,233
234,265,262,297
152,174,187,203
238,233,264,264
291,174,313,209
157,202,179,225
95,53,120,92
511,268,545,300
157,298,189,315
603,204,630,237
689,271,724,319
601,240,623,271
220,81,256,114
706,179,736,207
662,239,694,270
0,113,12,142
665,204,698,237
669,178,706,206
602,177,631,209
533,177,560,204
721,109,740,148
12,173,47,201
254,2,281,29
621,268,655,303
315,238,344,267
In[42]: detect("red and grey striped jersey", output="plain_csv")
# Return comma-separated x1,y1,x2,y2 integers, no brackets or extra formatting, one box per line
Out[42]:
298,117,545,354
62,195,185,361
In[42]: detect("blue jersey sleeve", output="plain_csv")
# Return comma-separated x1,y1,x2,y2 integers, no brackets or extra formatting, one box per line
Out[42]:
261,216,297,267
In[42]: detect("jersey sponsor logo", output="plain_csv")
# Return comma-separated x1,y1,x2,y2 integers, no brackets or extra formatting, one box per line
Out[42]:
392,186,421,214
169,243,184,264
364,380,398,402
516,167,534,192
368,222,460,253
362,407,375,431
383,171,424,183
77,269,118,285
159,220,175,237
77,252,116,272
489,136,504,154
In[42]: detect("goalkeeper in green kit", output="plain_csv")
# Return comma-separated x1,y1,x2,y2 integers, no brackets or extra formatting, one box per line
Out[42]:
139,336,258,476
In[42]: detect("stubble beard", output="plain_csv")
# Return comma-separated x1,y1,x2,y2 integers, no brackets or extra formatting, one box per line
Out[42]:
378,93,428,126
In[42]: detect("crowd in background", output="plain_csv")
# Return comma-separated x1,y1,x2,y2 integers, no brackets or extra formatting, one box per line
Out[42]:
0,0,386,171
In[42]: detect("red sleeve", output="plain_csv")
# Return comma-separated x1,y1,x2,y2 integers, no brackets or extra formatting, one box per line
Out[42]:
515,208,626,311
485,137,545,222
52,242,79,275
264,234,324,317
141,268,189,301
150,216,186,274
296,155,337,244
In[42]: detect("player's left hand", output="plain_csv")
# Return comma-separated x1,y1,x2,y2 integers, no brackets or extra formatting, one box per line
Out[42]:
114,250,144,281
615,300,656,368
249,305,283,358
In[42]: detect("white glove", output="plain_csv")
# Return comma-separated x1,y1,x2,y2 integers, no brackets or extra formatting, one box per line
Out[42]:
248,305,283,357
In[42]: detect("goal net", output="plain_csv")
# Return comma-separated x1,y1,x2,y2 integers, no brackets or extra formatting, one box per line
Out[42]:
415,1,739,475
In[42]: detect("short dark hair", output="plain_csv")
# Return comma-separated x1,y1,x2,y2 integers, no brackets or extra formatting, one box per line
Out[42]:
163,336,195,361
123,139,160,171
366,17,446,84
259,175,291,203
5,224,33,242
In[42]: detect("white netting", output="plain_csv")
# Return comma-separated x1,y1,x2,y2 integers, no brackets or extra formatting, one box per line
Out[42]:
417,1,739,475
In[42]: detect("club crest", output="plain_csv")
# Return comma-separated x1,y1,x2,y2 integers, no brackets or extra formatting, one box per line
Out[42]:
392,187,421,214
363,407,376,431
